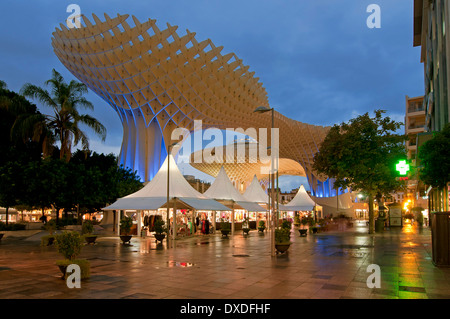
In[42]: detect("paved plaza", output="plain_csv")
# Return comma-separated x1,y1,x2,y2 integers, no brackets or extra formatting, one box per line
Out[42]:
0,221,449,300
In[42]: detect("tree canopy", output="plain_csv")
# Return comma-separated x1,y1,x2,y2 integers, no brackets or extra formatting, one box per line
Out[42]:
21,69,106,161
0,77,142,224
418,123,450,188
313,110,407,233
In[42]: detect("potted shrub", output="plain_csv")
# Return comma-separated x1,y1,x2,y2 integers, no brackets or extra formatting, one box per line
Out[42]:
54,231,90,280
308,217,318,234
153,219,167,243
242,217,250,235
293,215,301,227
275,227,292,254
41,219,57,246
281,219,292,230
120,216,133,244
220,219,231,237
82,220,97,244
258,220,266,232
299,217,308,237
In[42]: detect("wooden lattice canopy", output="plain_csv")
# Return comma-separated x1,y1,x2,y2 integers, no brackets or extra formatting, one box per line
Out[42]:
52,13,331,194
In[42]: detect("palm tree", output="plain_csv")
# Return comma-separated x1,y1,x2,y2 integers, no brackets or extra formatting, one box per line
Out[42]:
1,79,55,158
21,69,106,161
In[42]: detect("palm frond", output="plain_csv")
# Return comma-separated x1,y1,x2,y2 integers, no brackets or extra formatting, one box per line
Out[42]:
72,127,90,151
76,114,107,141
20,84,57,109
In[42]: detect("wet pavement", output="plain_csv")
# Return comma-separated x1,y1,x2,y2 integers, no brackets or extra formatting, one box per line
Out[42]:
1,220,449,299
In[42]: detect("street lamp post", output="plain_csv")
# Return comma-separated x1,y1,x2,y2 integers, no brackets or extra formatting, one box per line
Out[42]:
254,106,277,257
166,142,179,248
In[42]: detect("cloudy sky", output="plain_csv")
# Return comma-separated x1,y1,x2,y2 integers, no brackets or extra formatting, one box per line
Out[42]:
0,0,424,191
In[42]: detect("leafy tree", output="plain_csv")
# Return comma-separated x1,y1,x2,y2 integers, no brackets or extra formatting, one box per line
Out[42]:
0,82,44,224
69,150,142,218
418,124,450,211
0,82,46,162
418,124,450,188
21,69,106,161
0,78,140,224
313,110,407,233
0,161,22,225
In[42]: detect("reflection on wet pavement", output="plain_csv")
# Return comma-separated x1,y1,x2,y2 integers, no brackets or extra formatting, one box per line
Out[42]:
0,222,449,299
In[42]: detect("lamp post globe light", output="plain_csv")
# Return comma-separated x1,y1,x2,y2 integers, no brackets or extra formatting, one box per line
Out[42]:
254,106,278,257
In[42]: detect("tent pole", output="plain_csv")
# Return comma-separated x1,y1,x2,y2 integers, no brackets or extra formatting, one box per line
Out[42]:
194,210,197,234
276,170,279,222
173,198,177,242
137,210,142,237
231,202,235,235
213,211,216,234
116,210,120,236
166,150,170,248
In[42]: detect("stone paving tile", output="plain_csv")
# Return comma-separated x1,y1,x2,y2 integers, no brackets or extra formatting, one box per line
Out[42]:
1,225,450,299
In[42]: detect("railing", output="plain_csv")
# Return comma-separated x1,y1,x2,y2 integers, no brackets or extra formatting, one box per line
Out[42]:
408,107,424,113
408,125,425,130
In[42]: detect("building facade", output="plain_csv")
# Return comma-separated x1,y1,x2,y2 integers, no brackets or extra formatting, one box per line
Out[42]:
414,0,450,212
405,95,426,162
414,0,450,132
404,95,428,209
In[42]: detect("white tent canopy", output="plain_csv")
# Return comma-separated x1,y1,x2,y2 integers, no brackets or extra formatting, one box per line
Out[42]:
103,155,230,211
244,175,269,204
279,185,316,211
311,191,354,217
204,167,266,212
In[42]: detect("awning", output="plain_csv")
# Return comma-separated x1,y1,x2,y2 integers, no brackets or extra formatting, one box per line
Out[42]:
102,196,231,211
236,201,267,212
278,204,314,212
103,197,167,210
180,198,232,211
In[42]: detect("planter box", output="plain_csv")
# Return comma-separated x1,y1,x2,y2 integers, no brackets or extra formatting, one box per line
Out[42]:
154,233,166,242
431,212,450,267
84,235,97,244
221,230,230,237
56,259,90,280
298,229,308,237
275,243,291,254
120,235,132,244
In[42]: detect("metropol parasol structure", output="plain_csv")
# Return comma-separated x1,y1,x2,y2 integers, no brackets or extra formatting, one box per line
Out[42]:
51,13,341,198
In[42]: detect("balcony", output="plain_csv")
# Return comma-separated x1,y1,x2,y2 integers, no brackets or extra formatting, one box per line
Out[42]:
408,106,425,113
407,124,425,134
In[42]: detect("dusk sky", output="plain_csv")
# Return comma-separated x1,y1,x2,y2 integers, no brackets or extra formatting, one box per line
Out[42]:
0,0,424,191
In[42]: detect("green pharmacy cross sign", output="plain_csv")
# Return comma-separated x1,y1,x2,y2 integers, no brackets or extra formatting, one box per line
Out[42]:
395,160,410,176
